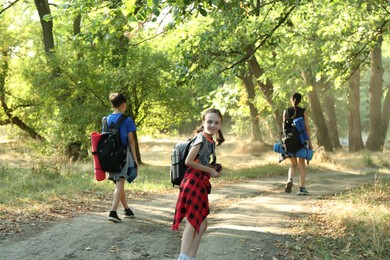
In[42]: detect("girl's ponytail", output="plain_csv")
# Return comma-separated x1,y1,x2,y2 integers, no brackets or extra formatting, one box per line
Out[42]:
291,93,302,119
215,129,225,146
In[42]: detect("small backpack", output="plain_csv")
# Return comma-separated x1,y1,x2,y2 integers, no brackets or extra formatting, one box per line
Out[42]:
170,133,211,186
95,115,127,173
281,110,302,154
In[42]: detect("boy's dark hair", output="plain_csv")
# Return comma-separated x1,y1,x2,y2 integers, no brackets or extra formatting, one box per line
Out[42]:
109,93,126,108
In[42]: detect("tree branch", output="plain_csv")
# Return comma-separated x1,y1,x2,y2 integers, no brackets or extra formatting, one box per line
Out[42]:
0,0,20,15
218,4,297,74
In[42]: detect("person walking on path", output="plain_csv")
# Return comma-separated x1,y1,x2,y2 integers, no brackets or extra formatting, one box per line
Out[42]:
172,108,225,260
104,93,139,222
283,93,313,195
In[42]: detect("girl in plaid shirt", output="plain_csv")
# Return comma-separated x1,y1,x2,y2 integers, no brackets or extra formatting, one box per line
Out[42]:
172,108,225,260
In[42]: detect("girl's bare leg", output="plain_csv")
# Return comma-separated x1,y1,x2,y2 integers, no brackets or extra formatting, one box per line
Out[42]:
188,219,208,258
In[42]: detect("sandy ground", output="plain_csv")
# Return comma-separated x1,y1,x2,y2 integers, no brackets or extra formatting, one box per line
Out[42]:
0,169,388,260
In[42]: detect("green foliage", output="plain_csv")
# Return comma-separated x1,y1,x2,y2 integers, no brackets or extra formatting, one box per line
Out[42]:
1,0,390,154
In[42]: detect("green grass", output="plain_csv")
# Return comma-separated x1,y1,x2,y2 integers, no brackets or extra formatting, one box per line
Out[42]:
0,159,288,210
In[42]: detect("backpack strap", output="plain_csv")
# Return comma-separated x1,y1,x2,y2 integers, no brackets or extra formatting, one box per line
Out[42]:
113,114,127,131
102,114,127,133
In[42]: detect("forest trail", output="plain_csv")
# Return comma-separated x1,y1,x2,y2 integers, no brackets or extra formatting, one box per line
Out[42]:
0,170,388,260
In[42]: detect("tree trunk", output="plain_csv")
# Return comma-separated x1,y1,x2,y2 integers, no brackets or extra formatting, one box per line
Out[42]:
132,130,142,165
239,69,263,142
73,14,81,35
301,71,333,151
321,82,342,149
380,87,390,146
248,55,282,135
34,0,54,53
366,36,384,151
348,67,364,152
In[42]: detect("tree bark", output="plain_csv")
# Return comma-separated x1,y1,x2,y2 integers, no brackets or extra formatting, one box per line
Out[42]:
301,71,333,151
132,130,142,165
347,67,364,152
248,55,282,135
34,0,54,53
238,69,263,142
73,14,81,35
381,87,390,146
365,36,384,151
321,81,342,149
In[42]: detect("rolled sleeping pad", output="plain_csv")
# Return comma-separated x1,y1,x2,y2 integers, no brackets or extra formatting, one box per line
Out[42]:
273,142,314,161
293,117,310,144
90,132,106,181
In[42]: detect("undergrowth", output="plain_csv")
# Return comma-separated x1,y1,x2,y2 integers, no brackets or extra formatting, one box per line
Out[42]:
290,180,390,259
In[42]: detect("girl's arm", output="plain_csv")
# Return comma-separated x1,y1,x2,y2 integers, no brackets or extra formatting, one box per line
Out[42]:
128,132,139,167
185,144,220,178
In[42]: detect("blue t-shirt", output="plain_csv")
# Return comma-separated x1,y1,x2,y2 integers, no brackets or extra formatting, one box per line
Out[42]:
104,113,137,145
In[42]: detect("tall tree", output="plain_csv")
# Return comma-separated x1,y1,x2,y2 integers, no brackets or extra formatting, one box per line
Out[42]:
34,0,54,53
321,82,342,149
248,54,283,133
366,36,385,151
301,71,333,151
348,68,365,152
238,67,263,142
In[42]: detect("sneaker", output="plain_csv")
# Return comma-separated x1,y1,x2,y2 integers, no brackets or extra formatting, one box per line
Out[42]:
284,180,293,193
124,208,134,218
108,211,121,223
297,187,309,195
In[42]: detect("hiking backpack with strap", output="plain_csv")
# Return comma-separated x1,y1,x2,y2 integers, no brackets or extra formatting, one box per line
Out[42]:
95,115,127,173
170,133,215,187
281,109,302,154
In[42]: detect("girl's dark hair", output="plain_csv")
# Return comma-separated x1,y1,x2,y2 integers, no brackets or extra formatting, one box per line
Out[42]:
109,93,127,108
194,108,225,146
290,92,302,119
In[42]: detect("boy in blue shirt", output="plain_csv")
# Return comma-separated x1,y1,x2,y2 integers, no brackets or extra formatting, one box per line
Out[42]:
105,93,139,222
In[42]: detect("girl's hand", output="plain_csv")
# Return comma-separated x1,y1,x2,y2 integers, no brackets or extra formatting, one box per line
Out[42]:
211,163,222,173
210,168,221,178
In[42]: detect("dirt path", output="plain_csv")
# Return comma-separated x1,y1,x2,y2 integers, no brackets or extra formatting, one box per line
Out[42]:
0,170,388,260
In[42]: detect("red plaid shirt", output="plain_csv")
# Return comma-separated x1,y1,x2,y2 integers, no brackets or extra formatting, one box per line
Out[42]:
172,168,211,232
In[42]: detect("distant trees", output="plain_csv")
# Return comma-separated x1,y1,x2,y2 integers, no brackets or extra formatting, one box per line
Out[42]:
0,0,389,157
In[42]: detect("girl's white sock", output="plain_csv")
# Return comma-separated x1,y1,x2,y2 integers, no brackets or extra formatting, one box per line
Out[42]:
178,253,190,260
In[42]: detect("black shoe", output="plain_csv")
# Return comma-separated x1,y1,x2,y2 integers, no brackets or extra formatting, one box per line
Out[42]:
285,180,293,193
124,208,134,218
297,187,309,195
108,211,121,223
